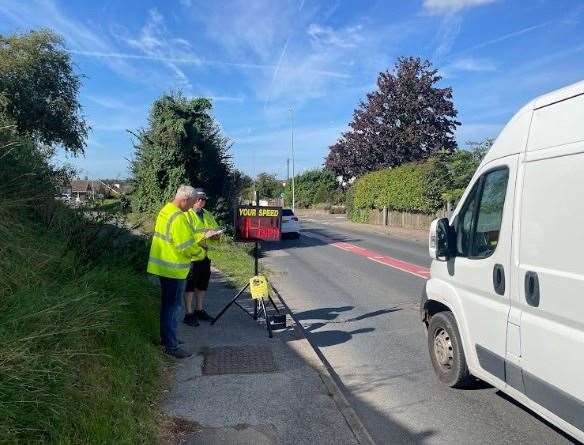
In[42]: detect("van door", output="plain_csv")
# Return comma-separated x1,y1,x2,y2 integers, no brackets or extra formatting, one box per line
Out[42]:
450,155,517,384
517,99,584,432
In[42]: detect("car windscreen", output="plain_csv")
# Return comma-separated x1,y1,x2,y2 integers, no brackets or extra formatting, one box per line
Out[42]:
282,209,294,216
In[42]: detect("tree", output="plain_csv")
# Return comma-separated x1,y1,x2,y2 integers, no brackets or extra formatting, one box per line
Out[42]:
254,172,282,199
130,93,233,215
0,30,88,154
326,57,460,181
283,168,338,207
229,170,254,202
440,138,493,204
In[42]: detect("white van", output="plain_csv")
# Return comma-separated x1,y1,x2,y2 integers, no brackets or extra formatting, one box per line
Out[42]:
421,80,584,442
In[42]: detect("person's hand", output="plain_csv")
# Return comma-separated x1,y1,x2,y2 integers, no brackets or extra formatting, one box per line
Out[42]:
205,229,221,239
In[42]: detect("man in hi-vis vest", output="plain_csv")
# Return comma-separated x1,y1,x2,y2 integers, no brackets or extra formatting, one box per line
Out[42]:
147,185,204,358
183,188,220,326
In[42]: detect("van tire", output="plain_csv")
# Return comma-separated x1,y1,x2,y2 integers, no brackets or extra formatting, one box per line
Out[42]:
428,311,471,388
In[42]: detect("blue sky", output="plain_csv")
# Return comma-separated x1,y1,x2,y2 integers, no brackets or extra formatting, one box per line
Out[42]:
1,0,584,179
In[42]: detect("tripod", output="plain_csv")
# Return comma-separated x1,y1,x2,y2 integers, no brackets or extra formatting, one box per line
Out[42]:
211,240,281,338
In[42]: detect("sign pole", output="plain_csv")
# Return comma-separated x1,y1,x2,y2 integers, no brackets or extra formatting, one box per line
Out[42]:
253,190,259,319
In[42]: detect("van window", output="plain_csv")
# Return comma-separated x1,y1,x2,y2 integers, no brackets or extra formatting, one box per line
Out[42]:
456,183,480,257
456,168,509,258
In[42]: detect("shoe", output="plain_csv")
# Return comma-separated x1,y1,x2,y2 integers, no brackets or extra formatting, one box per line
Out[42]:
164,347,192,359
183,313,200,327
194,310,214,322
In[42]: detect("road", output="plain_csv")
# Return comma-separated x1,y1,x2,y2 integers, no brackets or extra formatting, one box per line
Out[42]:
263,215,576,445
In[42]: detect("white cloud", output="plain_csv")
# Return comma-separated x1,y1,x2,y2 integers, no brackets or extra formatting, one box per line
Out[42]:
178,1,418,111
232,123,347,176
234,123,345,149
187,94,246,103
85,95,141,111
0,0,138,79
193,0,295,63
307,23,364,49
432,13,462,61
123,8,197,91
423,0,498,14
443,57,497,75
458,21,555,54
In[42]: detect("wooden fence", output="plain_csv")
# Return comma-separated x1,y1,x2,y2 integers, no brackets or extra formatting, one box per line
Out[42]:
365,208,449,230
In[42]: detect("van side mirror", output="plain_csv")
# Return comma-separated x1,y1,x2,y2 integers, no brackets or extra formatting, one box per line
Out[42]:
429,218,454,260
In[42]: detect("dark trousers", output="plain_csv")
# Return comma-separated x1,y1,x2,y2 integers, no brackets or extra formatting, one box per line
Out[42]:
159,276,186,351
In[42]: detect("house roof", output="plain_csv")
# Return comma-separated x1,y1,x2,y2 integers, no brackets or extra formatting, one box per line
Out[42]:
71,180,93,193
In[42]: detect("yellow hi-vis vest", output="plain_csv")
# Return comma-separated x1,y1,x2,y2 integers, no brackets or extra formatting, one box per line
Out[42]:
186,208,219,261
147,202,204,279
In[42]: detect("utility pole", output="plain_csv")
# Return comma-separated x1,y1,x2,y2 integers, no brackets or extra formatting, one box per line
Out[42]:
289,108,295,212
286,158,290,184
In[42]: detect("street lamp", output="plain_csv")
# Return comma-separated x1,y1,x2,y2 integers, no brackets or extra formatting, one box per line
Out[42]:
289,107,295,212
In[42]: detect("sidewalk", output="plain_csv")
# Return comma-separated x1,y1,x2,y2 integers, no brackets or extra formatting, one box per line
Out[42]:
160,270,370,445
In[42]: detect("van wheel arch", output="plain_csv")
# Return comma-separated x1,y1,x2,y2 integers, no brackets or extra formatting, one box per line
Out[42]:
422,299,452,327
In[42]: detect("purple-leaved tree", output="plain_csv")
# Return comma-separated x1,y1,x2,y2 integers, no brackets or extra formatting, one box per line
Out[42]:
326,57,460,181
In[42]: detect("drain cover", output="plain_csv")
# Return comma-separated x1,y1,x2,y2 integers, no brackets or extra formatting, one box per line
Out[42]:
202,345,276,375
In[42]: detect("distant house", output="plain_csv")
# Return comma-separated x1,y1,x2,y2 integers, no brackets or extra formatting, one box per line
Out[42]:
70,180,96,202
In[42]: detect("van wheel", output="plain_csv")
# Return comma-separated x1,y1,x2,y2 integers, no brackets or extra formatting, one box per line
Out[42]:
428,311,471,388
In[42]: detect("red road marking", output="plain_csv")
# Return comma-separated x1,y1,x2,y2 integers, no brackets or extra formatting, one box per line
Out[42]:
302,231,430,280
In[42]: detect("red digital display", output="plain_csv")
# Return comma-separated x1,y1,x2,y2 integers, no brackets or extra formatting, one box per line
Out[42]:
235,206,281,242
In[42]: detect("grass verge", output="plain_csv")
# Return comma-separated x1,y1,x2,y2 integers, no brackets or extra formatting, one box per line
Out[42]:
0,203,164,444
207,239,258,288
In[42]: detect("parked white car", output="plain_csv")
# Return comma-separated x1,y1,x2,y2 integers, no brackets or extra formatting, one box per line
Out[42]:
281,208,300,239
422,80,584,443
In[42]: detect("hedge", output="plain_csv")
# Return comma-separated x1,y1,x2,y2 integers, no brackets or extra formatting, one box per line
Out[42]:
347,159,449,220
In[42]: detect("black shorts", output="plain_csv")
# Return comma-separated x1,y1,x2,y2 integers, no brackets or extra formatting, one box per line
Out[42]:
186,257,211,292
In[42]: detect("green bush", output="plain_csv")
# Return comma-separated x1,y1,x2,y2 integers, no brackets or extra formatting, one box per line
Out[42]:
345,185,356,219
347,159,449,221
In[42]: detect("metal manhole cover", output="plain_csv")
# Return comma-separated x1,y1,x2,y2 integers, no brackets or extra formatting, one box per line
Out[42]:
202,345,276,375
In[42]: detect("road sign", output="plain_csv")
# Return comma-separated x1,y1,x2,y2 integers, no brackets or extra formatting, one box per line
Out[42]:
235,205,282,242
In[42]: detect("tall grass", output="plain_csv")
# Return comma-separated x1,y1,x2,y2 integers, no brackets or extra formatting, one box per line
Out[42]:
0,132,164,443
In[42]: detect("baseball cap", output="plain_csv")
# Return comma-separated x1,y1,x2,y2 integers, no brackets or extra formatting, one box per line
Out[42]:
194,188,207,199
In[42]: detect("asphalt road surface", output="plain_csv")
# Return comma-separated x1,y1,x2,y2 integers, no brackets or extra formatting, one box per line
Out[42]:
263,215,577,445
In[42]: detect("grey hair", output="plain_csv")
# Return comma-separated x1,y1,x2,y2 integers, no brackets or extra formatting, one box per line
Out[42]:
175,185,196,199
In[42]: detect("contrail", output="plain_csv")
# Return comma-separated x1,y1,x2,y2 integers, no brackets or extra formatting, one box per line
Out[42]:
264,36,291,109
68,48,348,79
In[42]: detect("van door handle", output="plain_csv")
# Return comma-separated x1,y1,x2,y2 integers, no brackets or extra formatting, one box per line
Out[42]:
493,264,505,295
524,271,540,307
